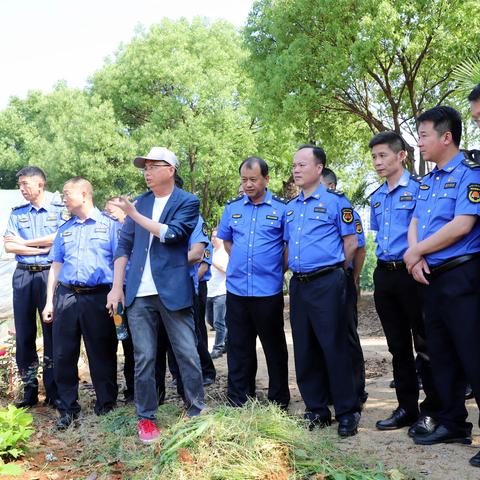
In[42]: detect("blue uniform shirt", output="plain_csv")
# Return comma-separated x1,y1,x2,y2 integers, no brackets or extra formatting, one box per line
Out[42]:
217,189,287,297
50,207,120,286
5,201,68,265
189,215,209,294
284,184,356,273
413,152,480,266
370,169,420,261
200,243,213,282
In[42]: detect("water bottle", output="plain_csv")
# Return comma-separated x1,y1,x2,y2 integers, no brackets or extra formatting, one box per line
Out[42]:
113,303,129,341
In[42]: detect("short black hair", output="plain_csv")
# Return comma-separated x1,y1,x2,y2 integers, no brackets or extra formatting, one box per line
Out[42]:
468,84,480,102
297,144,327,166
16,166,46,182
416,106,462,147
321,167,337,186
238,156,269,177
368,131,407,153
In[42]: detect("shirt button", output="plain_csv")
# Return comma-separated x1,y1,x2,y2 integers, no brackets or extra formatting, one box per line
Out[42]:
384,236,387,240
422,225,426,229
249,244,252,247
251,231,254,234
252,218,256,221
436,176,440,180
145,248,148,252
303,201,307,205
295,241,299,245
427,209,431,213
383,250,388,253
432,193,436,197
248,258,251,261
295,256,298,259
248,273,251,276
300,214,304,217
385,222,389,226
443,193,447,197
386,208,389,212
298,227,301,230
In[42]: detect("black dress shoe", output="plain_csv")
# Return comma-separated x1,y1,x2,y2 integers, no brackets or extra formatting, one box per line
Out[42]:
376,407,417,431
465,384,474,400
203,376,215,386
55,413,79,431
338,412,360,437
469,451,480,467
304,412,332,431
413,424,472,445
389,379,395,388
408,415,437,437
14,397,38,408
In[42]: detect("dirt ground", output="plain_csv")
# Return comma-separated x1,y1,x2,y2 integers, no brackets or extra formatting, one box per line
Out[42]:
6,292,480,479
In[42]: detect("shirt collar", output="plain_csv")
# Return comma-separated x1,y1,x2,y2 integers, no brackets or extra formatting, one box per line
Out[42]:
431,151,464,174
72,207,101,224
378,169,409,195
243,189,272,206
27,203,47,213
298,183,326,201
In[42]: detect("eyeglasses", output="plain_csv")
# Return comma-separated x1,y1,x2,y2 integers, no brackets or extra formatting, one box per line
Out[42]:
141,164,172,172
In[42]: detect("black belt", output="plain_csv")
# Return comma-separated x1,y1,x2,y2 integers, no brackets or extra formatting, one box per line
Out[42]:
59,282,111,294
17,263,51,272
292,263,343,283
428,253,480,276
376,260,406,271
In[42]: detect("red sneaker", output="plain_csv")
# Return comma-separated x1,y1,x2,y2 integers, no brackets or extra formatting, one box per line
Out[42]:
138,419,161,444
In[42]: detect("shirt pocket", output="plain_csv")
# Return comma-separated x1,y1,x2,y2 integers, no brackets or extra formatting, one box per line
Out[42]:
308,211,330,224
260,216,282,229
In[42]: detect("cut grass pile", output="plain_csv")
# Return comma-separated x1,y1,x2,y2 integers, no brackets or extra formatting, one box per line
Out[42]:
61,401,409,479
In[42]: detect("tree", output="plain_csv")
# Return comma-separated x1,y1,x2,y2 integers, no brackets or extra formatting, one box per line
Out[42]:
91,18,259,222
244,0,480,175
2,85,139,204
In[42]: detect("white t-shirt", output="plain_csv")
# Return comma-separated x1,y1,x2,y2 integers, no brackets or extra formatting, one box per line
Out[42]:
207,248,228,297
136,194,171,297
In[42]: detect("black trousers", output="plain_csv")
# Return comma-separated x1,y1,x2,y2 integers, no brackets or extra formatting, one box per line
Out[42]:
289,269,358,420
345,270,366,400
169,284,216,383
53,285,118,415
421,257,480,431
12,267,57,402
226,291,290,407
373,266,440,417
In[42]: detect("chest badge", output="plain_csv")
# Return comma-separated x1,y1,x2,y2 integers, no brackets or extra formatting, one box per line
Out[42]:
373,202,381,208
419,184,430,190
444,182,456,189
232,213,242,219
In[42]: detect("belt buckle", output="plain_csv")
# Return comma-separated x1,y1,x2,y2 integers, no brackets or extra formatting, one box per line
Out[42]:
31,265,41,272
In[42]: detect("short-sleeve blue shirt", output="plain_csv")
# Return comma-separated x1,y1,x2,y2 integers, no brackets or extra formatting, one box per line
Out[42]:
413,152,480,266
217,189,287,297
189,215,209,294
370,169,420,261
50,207,120,286
5,201,68,265
284,184,356,273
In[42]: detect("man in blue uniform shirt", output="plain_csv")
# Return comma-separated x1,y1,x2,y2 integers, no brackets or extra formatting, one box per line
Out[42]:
320,167,367,406
217,156,290,409
369,131,440,435
107,147,204,444
285,145,360,437
42,177,120,430
4,166,66,409
403,106,480,458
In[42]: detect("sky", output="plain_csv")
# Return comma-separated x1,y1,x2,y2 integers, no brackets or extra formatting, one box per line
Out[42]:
0,0,253,108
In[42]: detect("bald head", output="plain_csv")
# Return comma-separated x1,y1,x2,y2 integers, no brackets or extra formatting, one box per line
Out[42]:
63,177,95,217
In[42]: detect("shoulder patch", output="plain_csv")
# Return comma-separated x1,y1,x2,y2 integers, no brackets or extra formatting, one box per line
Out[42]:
202,222,208,236
341,208,354,224
355,219,363,234
327,188,344,196
409,174,422,183
61,210,71,221
226,195,243,205
462,158,480,169
204,249,211,260
11,203,29,211
272,194,288,204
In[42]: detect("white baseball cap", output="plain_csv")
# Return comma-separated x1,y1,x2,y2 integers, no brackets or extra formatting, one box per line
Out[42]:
133,147,179,169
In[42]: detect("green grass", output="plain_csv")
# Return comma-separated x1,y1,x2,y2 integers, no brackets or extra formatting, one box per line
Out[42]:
57,400,410,480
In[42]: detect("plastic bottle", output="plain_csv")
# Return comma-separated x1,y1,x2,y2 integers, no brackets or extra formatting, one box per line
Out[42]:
113,303,129,341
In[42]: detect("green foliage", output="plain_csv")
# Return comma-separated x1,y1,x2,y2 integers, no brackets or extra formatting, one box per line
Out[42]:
91,18,259,223
0,404,33,463
244,0,480,175
360,233,377,291
453,55,480,95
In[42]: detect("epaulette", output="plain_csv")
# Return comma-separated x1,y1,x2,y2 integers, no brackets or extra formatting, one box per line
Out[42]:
226,195,243,205
11,203,29,211
102,211,118,221
272,194,288,204
410,174,423,183
462,158,480,169
327,188,345,196
51,201,65,208
463,149,480,165
286,194,299,204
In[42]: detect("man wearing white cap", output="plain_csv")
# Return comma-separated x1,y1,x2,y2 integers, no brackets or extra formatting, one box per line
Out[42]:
107,147,204,443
